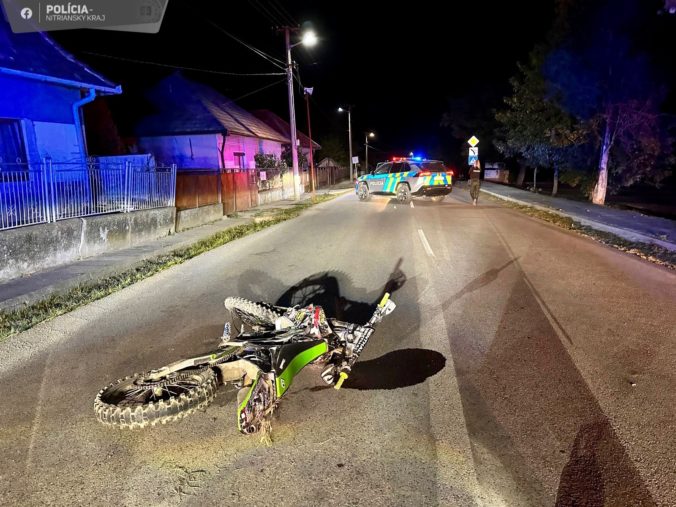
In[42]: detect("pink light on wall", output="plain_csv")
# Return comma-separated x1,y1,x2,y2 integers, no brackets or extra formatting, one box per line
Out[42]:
217,135,282,169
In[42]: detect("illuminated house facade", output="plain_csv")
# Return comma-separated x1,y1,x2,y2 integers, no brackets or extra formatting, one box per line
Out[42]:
0,14,121,167
128,74,288,169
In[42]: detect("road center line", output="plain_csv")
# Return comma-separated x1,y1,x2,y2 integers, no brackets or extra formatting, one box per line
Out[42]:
418,228,436,258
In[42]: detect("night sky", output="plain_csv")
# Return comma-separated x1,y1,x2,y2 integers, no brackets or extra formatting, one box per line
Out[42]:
51,1,558,164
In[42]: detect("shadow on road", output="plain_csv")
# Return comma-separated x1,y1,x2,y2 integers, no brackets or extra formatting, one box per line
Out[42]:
441,274,656,505
446,258,518,306
344,348,446,390
272,258,408,323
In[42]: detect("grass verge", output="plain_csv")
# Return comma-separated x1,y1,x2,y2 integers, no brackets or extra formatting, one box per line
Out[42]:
482,192,676,270
0,193,337,341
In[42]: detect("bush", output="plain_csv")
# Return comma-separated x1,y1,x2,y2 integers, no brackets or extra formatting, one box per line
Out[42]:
559,169,596,197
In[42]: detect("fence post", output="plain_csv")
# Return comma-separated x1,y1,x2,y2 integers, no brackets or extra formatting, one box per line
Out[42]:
233,170,238,212
123,160,131,212
45,157,58,222
171,164,177,207
40,159,50,223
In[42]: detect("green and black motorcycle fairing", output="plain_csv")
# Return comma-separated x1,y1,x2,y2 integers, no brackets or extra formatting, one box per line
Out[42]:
94,294,395,435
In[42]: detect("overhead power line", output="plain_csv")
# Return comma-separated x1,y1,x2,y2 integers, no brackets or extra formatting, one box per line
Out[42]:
82,51,286,77
248,0,283,25
228,77,287,103
269,0,297,27
202,18,286,70
175,0,286,70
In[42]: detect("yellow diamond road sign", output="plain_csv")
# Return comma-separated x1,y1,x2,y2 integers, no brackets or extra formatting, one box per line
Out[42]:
467,136,480,147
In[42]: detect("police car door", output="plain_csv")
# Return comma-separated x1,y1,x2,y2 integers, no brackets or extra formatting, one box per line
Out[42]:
386,162,408,193
368,162,391,193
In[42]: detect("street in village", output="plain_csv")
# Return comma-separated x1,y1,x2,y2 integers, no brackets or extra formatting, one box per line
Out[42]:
0,190,674,506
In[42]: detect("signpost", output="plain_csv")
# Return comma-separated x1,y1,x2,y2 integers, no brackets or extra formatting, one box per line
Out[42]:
467,136,479,165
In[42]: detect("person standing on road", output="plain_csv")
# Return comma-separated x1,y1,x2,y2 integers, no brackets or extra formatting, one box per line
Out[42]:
469,159,481,205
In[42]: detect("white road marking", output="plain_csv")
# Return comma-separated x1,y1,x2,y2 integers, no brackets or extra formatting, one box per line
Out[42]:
417,228,436,258
410,201,414,208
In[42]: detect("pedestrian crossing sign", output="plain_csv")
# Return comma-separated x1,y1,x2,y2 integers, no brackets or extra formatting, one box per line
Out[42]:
468,146,478,165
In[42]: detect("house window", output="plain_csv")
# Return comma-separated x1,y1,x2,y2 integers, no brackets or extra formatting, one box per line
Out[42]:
0,119,27,168
234,152,245,169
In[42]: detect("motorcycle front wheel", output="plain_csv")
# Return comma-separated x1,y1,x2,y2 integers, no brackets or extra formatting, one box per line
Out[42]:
224,297,283,329
94,367,218,429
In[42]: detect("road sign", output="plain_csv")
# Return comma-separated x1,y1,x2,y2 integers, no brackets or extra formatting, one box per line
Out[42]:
468,146,479,165
467,136,479,147
352,156,359,164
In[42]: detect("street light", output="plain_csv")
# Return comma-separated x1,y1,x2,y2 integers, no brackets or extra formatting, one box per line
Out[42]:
338,106,354,180
301,30,318,47
283,26,319,200
365,132,375,174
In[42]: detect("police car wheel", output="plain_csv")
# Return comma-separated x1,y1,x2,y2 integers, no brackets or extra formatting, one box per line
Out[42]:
430,195,445,203
396,183,411,204
357,182,370,201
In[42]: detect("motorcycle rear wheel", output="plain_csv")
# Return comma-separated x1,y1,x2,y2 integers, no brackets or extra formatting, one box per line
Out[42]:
94,368,218,429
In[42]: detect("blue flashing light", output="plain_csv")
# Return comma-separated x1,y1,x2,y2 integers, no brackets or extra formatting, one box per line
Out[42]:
413,156,423,162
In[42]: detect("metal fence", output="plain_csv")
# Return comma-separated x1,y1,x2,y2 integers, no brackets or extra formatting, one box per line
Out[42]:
0,160,176,230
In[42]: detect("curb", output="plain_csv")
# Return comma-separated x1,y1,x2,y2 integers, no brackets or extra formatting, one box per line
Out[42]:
480,188,676,252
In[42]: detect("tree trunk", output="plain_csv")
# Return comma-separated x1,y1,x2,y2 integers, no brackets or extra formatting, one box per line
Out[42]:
552,167,559,197
532,167,538,192
592,120,612,205
516,166,526,186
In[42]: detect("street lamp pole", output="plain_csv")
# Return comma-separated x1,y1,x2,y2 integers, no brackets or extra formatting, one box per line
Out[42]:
284,27,300,200
348,108,353,179
365,132,374,173
338,106,354,180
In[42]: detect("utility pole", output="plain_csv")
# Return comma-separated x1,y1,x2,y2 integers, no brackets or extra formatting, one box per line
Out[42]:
304,87,316,195
283,27,300,200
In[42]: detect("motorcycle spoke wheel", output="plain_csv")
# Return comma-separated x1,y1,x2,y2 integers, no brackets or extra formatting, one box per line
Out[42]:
94,368,218,429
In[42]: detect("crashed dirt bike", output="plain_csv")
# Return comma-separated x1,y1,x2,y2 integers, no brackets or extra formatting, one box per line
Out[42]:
94,293,395,434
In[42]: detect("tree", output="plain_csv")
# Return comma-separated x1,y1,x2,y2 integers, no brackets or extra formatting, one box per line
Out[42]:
494,46,588,195
543,0,667,204
281,146,307,172
254,153,286,171
316,134,348,168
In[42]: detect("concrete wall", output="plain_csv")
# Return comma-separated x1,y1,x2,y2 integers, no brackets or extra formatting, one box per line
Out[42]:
258,172,303,204
0,207,175,282
175,203,223,232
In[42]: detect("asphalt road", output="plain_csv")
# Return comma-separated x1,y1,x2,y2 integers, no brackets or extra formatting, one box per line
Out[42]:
1,187,674,506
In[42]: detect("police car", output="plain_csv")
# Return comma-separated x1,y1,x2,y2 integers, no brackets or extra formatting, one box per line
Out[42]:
355,157,453,203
